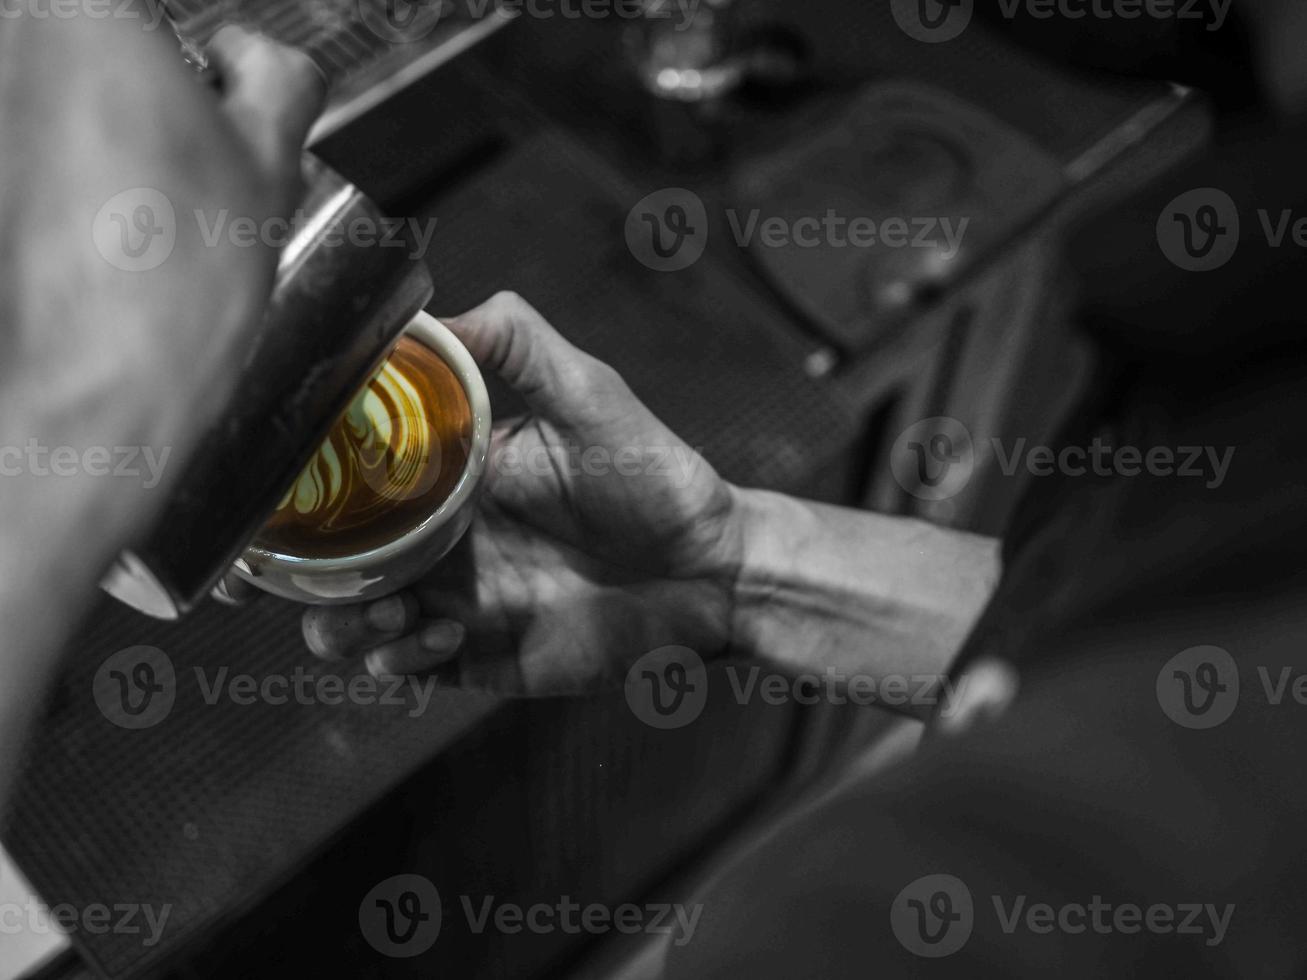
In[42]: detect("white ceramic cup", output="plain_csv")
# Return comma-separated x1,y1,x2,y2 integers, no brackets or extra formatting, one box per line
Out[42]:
232,310,491,604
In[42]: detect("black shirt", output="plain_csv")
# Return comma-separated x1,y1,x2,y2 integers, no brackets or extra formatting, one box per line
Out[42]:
668,107,1307,979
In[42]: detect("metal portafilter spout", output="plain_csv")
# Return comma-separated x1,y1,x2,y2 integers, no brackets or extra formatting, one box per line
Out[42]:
101,153,435,619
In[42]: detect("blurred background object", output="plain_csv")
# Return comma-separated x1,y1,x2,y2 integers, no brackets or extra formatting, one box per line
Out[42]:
625,0,740,165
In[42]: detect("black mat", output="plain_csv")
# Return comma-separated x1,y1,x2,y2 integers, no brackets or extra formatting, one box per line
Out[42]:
732,81,1064,351
413,129,865,495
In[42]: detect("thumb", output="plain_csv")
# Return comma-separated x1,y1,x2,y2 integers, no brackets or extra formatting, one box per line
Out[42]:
935,658,1020,735
441,291,624,423
207,26,327,193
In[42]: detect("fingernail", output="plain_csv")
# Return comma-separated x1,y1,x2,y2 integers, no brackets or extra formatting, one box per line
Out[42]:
367,595,408,632
419,621,465,662
211,578,238,606
363,648,392,679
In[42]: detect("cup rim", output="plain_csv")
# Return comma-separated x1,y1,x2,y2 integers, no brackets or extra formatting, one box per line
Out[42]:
240,310,491,574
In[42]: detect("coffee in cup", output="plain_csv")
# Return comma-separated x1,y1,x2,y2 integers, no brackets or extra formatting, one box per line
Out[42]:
233,311,491,604
255,333,472,559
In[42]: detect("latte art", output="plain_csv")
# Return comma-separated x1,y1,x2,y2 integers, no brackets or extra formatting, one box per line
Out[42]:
256,335,472,559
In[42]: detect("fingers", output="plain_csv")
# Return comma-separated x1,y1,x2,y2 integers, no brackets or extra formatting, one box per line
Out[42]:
301,592,420,661
364,621,466,678
206,26,327,192
301,597,466,680
442,292,625,422
210,569,262,607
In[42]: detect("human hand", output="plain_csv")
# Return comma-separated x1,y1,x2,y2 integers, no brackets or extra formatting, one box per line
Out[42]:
302,292,745,696
0,17,323,812
0,18,325,483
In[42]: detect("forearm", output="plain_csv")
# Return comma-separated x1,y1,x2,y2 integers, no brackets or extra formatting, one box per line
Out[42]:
728,487,1002,718
0,489,141,813
0,371,171,805
0,10,158,813
0,11,304,813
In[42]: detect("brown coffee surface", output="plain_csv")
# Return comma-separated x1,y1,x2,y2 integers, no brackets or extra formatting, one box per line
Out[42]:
256,334,472,559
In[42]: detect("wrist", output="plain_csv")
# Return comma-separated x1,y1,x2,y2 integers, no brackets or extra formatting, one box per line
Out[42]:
714,485,794,661
712,488,1004,691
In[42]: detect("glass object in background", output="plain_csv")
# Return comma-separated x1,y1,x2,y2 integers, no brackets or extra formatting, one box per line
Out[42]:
626,0,743,166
